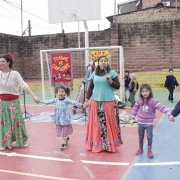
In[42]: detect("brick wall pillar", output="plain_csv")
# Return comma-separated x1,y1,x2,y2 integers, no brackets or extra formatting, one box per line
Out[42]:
109,23,119,73
172,20,180,68
110,23,119,46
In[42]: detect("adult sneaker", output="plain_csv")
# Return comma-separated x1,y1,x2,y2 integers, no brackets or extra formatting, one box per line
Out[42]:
0,147,6,151
147,150,154,158
8,146,12,150
135,149,143,155
23,141,28,147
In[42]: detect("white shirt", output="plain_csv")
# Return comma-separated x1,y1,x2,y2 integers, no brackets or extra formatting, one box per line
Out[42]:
0,70,29,95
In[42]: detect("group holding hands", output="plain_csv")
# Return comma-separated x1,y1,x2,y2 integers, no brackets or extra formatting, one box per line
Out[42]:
0,53,178,158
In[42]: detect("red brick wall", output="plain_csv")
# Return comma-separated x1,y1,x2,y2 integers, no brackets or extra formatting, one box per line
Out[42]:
0,20,180,79
0,34,22,74
0,31,110,79
116,21,173,72
172,20,180,67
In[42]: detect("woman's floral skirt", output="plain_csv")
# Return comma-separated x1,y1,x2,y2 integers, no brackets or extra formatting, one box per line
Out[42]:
0,99,28,148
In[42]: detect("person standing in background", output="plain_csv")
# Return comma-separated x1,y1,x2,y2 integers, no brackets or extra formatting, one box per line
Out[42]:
124,70,131,102
129,73,139,107
72,61,95,115
164,68,179,103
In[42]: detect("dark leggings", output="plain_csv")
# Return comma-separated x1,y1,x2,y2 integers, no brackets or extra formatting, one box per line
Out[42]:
168,89,174,101
138,124,153,151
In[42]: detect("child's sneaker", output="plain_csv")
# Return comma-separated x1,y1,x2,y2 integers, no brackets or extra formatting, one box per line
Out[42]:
147,150,154,158
60,144,66,151
135,149,143,155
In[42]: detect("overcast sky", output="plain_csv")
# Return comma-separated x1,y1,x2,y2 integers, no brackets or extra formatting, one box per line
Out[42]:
0,0,126,36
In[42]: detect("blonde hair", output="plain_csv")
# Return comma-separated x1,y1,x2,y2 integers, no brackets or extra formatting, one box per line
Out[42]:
130,73,136,79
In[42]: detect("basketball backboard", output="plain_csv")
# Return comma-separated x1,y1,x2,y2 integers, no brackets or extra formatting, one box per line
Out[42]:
48,0,101,23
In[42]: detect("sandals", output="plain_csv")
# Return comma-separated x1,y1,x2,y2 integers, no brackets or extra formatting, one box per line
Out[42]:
60,137,69,151
65,137,69,146
60,144,67,151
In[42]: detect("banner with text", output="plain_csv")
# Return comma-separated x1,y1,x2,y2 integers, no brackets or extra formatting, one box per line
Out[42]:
50,52,73,87
89,49,111,65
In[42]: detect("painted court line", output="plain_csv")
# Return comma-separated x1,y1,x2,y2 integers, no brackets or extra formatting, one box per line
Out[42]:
82,166,96,179
0,152,73,162
134,161,180,166
81,160,129,166
0,169,78,180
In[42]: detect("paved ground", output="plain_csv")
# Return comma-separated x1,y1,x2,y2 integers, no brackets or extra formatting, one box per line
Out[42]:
0,83,180,180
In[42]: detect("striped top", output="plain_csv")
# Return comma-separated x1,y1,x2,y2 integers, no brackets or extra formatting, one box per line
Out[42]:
131,97,172,124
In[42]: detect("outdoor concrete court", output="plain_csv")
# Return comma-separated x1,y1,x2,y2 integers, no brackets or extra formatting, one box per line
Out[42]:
0,87,180,180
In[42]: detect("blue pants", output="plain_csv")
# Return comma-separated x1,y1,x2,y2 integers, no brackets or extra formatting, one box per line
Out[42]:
168,89,174,101
138,124,153,151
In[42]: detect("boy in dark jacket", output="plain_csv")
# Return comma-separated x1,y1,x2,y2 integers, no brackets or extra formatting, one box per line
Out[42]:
164,69,179,103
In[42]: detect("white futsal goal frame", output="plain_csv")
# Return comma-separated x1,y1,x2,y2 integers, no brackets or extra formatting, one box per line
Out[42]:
40,46,125,102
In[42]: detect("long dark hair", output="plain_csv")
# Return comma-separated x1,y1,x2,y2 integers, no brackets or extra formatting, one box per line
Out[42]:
55,86,71,96
0,53,14,68
95,56,111,75
139,83,153,105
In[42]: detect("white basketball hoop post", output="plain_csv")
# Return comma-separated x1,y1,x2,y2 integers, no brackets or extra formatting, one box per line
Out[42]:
83,21,89,67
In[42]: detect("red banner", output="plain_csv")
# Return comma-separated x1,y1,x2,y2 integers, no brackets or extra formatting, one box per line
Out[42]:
50,52,73,87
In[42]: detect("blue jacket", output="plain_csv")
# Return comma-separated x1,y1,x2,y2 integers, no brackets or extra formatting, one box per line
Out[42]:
171,100,180,117
164,75,179,89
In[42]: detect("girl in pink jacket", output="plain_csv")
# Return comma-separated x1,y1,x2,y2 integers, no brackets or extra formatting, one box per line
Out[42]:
131,83,174,158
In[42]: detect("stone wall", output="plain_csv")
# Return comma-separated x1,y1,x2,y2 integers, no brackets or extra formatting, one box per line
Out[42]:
116,7,180,23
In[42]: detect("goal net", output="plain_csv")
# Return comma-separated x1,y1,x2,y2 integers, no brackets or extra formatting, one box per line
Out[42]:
40,46,125,102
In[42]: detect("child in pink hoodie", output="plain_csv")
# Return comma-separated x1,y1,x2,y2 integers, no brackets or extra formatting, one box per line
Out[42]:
131,83,174,158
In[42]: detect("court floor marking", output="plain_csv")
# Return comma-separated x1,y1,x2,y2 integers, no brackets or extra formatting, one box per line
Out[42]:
0,152,73,162
134,161,180,166
0,169,78,180
81,160,130,166
0,152,131,166
82,166,96,179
